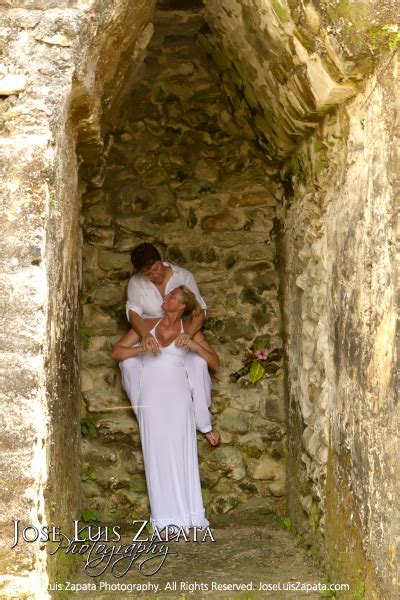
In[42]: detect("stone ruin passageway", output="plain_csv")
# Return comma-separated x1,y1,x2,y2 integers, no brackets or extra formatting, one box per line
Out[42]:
79,7,286,533
0,1,398,599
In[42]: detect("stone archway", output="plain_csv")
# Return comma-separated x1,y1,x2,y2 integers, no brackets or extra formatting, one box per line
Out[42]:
1,1,398,598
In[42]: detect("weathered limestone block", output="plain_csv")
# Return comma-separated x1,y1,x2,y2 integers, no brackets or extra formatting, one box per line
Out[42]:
82,204,112,226
251,415,286,440
260,378,285,422
0,74,27,95
225,497,276,525
230,392,260,412
84,226,115,248
93,282,126,307
206,446,244,473
98,250,132,272
96,414,139,442
210,493,240,514
236,433,265,458
82,305,118,336
199,463,221,488
247,455,285,481
83,389,121,413
218,408,250,433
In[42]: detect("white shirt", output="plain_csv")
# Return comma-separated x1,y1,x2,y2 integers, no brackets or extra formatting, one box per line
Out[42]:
126,262,207,321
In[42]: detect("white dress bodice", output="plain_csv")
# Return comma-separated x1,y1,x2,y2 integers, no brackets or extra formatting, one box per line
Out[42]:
142,318,188,369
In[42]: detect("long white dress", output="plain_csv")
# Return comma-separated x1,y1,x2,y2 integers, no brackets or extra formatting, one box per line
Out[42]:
137,318,210,534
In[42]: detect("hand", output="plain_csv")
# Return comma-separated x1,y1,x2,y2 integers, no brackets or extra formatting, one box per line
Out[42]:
175,333,192,348
142,334,160,354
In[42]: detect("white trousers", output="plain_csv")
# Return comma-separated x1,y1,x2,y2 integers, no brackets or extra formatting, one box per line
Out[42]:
120,351,212,433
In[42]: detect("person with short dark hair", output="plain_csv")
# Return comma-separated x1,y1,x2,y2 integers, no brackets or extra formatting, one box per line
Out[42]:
120,243,220,446
126,243,207,352
130,242,162,271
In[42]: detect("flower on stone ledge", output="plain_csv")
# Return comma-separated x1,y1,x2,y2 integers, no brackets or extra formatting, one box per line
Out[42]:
254,348,270,361
231,341,283,385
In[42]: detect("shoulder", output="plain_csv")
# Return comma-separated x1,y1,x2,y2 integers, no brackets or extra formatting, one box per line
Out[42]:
170,263,195,280
128,272,145,287
128,272,142,281
144,317,159,329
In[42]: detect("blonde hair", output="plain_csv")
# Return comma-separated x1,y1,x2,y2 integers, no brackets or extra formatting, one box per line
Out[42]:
177,285,202,319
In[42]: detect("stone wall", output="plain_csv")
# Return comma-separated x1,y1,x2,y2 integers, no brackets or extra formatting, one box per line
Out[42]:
80,9,286,526
1,0,398,597
280,58,399,598
202,0,398,159
0,1,154,597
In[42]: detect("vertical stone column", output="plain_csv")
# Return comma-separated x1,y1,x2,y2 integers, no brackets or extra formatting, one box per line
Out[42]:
0,1,155,596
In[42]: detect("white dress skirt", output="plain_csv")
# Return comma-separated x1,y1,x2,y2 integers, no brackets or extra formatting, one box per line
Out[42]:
136,319,210,534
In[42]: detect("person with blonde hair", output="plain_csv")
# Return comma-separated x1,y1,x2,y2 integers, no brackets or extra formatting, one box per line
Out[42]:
111,286,219,535
121,242,220,446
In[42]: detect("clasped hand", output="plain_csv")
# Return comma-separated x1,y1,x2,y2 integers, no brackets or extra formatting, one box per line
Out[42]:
142,334,160,353
141,332,196,353
175,333,192,348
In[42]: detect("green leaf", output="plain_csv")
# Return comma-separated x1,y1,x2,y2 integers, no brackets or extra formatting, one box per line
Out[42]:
81,510,101,523
145,521,153,533
279,517,292,530
250,360,265,384
81,468,97,482
80,327,94,337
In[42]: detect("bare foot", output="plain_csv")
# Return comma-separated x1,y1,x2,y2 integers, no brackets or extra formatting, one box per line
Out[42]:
204,428,221,446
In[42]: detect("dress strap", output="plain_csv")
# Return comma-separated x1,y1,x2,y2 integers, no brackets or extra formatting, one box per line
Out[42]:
180,318,184,333
150,317,164,334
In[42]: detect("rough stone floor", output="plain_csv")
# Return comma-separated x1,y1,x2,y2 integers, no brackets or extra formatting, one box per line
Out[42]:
63,521,330,600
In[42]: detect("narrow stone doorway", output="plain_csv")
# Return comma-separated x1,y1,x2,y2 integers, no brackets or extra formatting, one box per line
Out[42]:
79,8,286,530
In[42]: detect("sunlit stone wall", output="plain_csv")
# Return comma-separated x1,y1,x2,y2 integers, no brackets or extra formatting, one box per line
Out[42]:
0,1,155,596
280,60,399,598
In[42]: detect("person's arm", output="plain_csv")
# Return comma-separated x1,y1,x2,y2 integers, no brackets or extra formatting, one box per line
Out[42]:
175,309,205,348
187,331,219,371
187,309,205,337
175,270,207,347
129,310,160,353
185,271,207,318
110,329,144,361
126,276,159,353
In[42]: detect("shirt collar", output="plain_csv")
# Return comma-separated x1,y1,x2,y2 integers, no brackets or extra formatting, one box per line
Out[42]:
163,261,178,273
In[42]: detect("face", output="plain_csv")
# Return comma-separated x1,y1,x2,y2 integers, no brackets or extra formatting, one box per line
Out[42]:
161,288,186,312
142,260,165,284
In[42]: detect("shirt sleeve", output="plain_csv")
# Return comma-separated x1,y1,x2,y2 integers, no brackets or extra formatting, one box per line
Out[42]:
185,271,207,311
126,277,144,321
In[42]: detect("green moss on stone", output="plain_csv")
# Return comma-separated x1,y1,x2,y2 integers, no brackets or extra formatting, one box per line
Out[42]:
211,47,230,71
243,85,259,110
234,60,249,85
271,0,290,24
196,32,213,55
324,445,375,598
254,113,275,140
329,1,399,57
